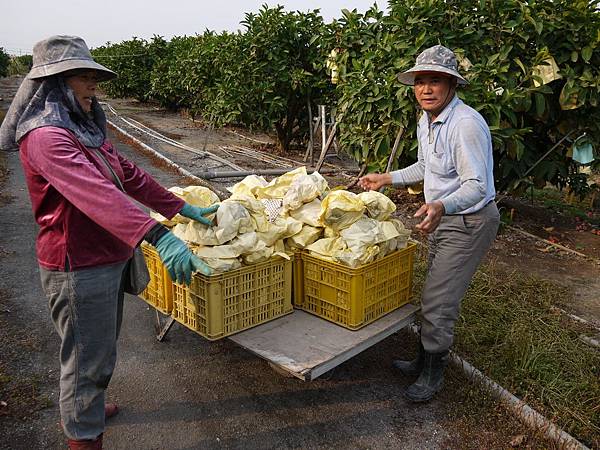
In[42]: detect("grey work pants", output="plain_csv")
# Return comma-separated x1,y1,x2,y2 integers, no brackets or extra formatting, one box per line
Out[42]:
40,262,127,441
420,202,500,353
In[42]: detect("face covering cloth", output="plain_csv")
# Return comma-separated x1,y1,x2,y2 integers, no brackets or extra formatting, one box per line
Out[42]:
0,76,107,151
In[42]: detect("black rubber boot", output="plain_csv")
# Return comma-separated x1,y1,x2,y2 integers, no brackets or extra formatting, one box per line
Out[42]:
403,350,449,402
392,341,425,376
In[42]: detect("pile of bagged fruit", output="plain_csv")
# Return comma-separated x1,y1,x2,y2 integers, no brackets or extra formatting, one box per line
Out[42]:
151,167,411,273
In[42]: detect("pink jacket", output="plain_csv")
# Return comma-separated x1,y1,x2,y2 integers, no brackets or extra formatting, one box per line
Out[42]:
20,126,184,270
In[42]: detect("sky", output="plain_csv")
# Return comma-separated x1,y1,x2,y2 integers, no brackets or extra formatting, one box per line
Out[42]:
1,0,382,55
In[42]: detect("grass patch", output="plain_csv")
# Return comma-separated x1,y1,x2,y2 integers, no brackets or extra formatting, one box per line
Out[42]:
451,264,600,448
524,187,599,223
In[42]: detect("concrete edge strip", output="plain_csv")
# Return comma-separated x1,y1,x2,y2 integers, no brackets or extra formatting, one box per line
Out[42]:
106,118,228,200
408,325,589,450
450,353,589,450
550,306,600,333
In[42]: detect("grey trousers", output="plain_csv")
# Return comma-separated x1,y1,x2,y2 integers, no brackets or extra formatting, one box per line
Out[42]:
40,262,127,441
420,202,500,353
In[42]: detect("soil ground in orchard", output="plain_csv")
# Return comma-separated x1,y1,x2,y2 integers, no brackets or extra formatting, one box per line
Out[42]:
1,75,597,449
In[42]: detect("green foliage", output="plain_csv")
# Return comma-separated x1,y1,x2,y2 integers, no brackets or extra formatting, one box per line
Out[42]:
187,31,246,122
95,6,331,151
88,1,600,191
202,5,332,150
0,48,10,77
149,35,202,110
92,36,168,101
7,54,32,76
329,0,600,192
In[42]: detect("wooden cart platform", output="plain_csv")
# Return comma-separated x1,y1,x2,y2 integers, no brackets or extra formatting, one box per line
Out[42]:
229,304,419,381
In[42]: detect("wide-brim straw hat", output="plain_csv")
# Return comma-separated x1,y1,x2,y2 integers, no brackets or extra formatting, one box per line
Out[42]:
397,44,468,86
27,35,116,81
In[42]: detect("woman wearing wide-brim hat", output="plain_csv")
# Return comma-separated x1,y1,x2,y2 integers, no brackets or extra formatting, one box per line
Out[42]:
0,35,219,449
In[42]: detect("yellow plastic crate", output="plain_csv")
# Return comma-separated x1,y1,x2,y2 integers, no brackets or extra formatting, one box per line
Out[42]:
172,257,293,340
139,243,173,314
291,251,304,308
300,243,416,330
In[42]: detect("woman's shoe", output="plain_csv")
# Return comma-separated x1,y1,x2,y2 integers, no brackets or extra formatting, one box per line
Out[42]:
104,402,119,419
67,434,102,449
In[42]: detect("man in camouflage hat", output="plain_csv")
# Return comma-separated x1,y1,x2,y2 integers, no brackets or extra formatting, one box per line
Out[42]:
360,45,499,402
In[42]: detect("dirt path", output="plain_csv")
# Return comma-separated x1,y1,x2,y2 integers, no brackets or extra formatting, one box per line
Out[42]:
0,75,565,449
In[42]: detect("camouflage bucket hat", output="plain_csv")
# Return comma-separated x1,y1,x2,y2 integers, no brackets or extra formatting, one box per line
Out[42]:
397,45,468,86
27,35,117,81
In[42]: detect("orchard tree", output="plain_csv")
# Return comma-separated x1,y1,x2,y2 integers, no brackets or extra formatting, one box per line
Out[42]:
206,5,332,151
0,48,11,77
329,0,600,193
92,36,167,101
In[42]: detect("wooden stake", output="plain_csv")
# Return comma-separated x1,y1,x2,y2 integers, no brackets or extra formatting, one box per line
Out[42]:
303,100,313,163
315,122,338,171
379,126,405,193
345,163,368,190
304,115,320,164
319,105,326,157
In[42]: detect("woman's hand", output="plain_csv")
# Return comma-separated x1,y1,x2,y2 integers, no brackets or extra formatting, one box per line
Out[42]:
178,203,219,226
358,173,392,191
154,232,212,284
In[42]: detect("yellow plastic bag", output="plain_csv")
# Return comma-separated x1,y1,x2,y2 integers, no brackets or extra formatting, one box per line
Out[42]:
150,185,219,226
387,218,412,248
194,232,258,259
200,257,242,273
172,222,220,246
227,175,268,197
289,198,322,227
215,201,254,244
228,193,270,232
256,216,303,247
357,191,396,221
286,225,323,249
241,239,273,265
306,237,347,258
282,172,328,212
252,167,307,199
318,190,365,231
333,245,381,268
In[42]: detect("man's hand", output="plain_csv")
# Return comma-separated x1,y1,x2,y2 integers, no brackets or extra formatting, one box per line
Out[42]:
414,200,445,234
179,203,219,226
358,173,392,191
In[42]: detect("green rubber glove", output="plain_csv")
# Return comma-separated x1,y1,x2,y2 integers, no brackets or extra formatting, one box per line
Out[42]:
179,203,219,226
154,232,212,284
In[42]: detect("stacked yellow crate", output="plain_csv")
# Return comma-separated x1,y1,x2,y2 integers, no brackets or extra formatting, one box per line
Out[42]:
298,243,417,330
139,243,173,315
139,243,292,340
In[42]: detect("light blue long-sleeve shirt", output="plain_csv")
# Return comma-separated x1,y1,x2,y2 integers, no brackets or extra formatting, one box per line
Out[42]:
390,95,496,215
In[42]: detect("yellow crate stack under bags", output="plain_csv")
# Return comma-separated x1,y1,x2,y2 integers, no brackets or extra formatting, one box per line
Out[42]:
140,242,174,315
298,243,417,330
172,256,293,340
